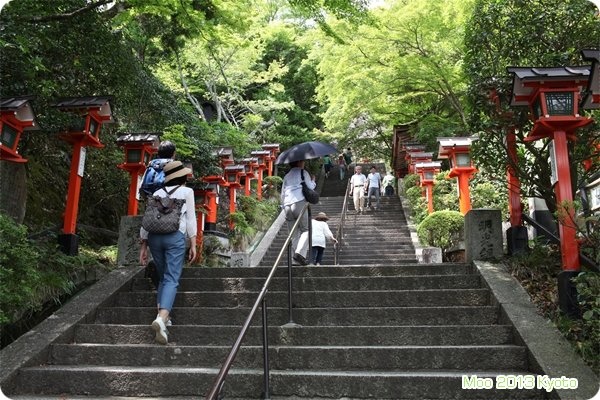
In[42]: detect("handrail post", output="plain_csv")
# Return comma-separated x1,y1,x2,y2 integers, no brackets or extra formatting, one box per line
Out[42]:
261,297,271,399
206,202,309,399
287,240,294,324
307,206,312,264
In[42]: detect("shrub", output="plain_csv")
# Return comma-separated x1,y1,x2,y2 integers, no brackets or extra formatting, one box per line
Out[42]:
405,186,429,224
417,211,464,255
403,173,420,190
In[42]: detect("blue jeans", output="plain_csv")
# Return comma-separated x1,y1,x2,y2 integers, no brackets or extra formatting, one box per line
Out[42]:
148,230,186,312
367,187,380,209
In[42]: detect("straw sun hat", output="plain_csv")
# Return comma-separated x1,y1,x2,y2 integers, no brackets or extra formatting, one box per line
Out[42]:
314,212,329,221
163,160,192,184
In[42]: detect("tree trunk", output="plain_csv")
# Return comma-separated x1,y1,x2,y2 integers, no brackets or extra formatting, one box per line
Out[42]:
0,161,27,223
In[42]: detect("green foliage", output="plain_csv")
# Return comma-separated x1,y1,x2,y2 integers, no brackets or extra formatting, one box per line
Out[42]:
403,174,420,190
471,180,508,216
405,186,428,225
417,211,464,253
0,214,41,325
263,175,283,199
0,213,113,326
229,195,279,251
572,272,600,373
505,242,599,374
228,211,256,251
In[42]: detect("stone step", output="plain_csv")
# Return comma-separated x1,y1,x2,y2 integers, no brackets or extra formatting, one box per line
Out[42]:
73,324,515,346
48,344,527,371
130,274,482,291
172,264,473,278
10,366,544,399
114,289,491,308
94,306,499,326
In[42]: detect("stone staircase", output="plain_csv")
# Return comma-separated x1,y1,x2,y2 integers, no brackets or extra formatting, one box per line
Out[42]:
4,262,546,399
3,165,547,399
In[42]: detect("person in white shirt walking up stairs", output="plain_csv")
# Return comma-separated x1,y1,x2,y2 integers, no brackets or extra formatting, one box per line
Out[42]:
348,165,367,214
365,165,382,210
280,159,316,265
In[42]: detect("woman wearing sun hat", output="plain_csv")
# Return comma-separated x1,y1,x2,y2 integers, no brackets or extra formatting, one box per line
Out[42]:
139,160,197,345
310,212,338,266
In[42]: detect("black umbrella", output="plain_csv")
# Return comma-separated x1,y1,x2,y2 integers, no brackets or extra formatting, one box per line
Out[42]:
275,141,338,164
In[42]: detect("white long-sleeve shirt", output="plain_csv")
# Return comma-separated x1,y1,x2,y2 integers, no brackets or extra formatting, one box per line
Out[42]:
311,220,335,248
140,185,197,240
280,167,316,206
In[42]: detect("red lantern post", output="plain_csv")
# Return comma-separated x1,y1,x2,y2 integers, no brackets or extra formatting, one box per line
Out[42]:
261,143,280,176
403,144,426,174
54,96,114,255
240,157,259,196
251,150,270,200
415,161,442,214
507,65,594,316
201,176,226,232
224,165,245,229
437,137,478,215
0,96,39,163
116,133,159,216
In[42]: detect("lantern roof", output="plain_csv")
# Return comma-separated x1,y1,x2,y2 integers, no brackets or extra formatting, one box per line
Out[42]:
240,157,259,164
581,49,600,110
415,161,442,171
53,96,114,122
0,96,40,130
408,152,433,160
116,133,160,145
224,164,245,173
251,150,271,156
261,143,280,150
506,66,590,107
437,137,478,159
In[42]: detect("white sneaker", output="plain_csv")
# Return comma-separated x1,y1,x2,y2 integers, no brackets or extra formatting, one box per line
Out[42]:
157,313,172,327
152,316,168,345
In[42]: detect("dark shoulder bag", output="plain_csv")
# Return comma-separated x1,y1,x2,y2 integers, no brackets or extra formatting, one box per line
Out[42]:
300,170,319,204
142,186,186,234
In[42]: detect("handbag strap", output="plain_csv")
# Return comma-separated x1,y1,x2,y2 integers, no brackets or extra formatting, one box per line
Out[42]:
162,185,182,198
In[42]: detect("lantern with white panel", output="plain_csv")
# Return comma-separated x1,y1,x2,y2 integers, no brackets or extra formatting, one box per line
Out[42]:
53,96,114,255
507,64,593,317
415,161,442,214
437,137,478,215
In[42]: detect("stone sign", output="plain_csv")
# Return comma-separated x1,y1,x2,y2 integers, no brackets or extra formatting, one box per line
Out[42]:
465,209,503,262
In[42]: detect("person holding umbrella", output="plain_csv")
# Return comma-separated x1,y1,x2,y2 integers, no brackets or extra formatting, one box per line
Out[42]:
280,159,316,265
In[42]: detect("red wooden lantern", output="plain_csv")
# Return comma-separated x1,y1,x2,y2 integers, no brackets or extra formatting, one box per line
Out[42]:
0,96,39,163
53,96,114,255
261,143,280,176
214,147,234,168
224,164,245,229
240,157,259,196
437,137,478,215
508,64,594,316
408,152,433,174
200,176,226,232
251,150,271,200
415,161,442,214
116,133,159,216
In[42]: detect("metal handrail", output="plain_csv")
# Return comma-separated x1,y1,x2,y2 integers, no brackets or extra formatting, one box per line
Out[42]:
334,179,351,265
206,202,312,400
521,214,599,272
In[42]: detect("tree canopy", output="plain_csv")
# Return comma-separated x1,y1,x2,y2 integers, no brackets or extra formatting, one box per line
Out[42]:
0,0,598,236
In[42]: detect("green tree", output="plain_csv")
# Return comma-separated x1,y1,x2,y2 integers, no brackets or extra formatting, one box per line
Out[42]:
463,0,600,213
309,0,473,162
